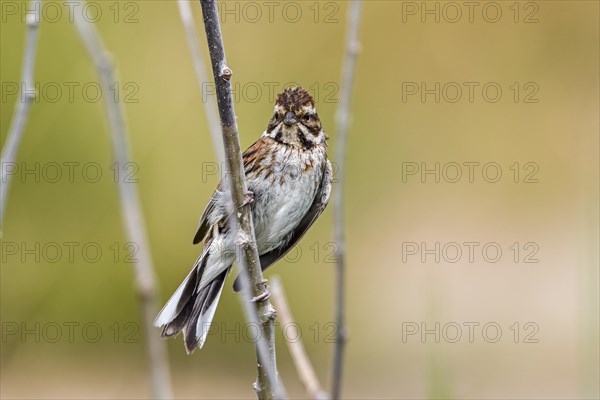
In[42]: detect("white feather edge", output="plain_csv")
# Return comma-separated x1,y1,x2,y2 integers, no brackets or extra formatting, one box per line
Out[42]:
197,280,225,348
154,266,197,327
154,234,232,328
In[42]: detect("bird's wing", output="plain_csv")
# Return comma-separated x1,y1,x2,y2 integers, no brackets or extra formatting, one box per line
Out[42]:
193,138,266,245
192,183,222,244
232,159,333,291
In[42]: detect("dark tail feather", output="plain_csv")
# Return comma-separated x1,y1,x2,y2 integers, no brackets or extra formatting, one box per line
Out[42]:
155,256,228,352
159,269,200,338
157,255,206,337
182,269,228,353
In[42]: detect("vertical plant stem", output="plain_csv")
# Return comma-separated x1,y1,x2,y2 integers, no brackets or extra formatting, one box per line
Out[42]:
73,9,173,400
271,277,329,400
0,0,41,229
197,1,286,398
177,0,224,165
332,1,363,399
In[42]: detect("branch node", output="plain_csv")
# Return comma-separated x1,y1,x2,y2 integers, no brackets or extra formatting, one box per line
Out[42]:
337,326,350,344
25,12,39,27
24,90,37,101
220,66,233,81
263,302,277,323
348,40,362,55
135,274,157,302
252,379,264,398
235,227,250,249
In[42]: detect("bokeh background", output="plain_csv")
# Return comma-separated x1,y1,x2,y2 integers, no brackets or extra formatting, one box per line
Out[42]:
1,0,599,398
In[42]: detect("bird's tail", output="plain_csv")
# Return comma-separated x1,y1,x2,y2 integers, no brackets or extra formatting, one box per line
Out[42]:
154,254,229,353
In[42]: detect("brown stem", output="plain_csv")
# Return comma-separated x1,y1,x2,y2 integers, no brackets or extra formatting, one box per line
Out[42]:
197,1,286,398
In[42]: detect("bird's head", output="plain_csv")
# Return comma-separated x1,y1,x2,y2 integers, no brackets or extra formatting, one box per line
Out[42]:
265,86,326,149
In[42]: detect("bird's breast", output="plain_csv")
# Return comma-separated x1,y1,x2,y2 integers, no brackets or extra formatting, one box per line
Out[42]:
248,147,326,254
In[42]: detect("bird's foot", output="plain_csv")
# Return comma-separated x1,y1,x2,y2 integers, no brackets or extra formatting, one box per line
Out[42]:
241,190,254,207
251,279,270,302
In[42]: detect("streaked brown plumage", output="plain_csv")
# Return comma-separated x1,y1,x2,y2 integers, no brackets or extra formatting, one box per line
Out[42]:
155,87,332,353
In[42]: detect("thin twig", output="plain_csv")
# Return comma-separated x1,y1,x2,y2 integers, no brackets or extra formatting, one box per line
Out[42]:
271,277,329,400
0,0,41,230
197,0,286,398
177,0,224,165
332,1,363,399
72,9,173,400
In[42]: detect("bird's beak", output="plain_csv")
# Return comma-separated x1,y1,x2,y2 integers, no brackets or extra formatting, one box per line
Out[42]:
283,111,297,126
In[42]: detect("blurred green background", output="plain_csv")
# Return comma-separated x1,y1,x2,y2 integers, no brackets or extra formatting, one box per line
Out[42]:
1,0,598,398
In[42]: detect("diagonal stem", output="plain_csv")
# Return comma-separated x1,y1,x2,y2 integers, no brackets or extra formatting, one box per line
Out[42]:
0,0,42,230
271,277,329,400
72,8,173,400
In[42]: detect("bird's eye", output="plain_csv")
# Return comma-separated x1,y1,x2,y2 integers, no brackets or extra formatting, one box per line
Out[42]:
273,113,279,120
302,114,311,122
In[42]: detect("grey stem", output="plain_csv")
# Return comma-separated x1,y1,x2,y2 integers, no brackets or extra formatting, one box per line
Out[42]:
197,0,287,398
72,8,173,400
271,277,329,400
0,0,42,230
177,0,224,165
332,1,363,399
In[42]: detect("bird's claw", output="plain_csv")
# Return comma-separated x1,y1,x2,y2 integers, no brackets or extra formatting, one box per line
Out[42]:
251,279,270,302
241,190,254,207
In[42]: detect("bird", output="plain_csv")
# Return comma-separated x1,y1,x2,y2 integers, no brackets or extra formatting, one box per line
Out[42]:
154,86,332,353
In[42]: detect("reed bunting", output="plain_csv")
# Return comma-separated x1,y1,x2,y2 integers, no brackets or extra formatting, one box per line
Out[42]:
155,86,332,353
